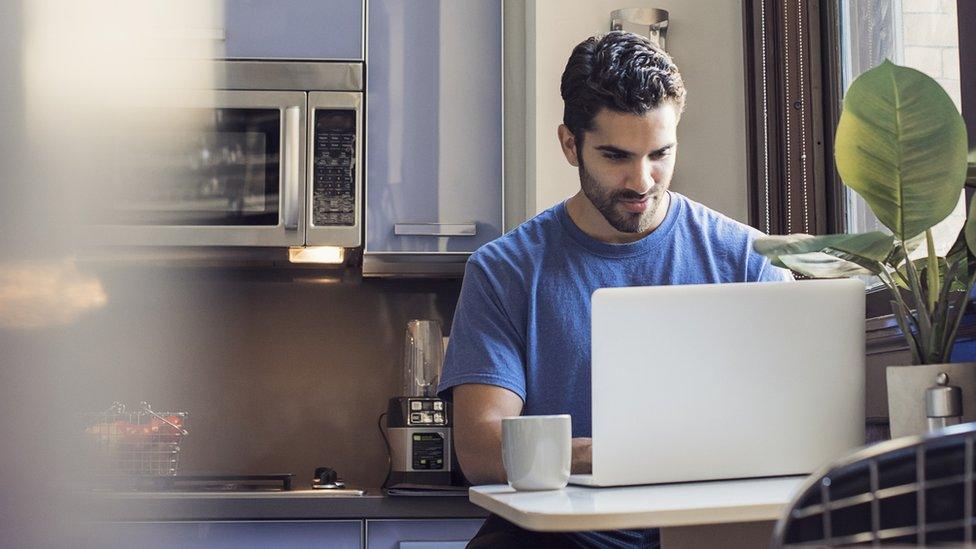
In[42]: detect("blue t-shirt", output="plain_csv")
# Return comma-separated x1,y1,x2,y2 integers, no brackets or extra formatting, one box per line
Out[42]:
438,192,793,438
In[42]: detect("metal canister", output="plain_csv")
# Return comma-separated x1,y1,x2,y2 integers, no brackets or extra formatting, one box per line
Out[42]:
925,372,963,432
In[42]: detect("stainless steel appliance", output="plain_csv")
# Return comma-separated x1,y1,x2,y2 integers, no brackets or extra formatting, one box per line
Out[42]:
89,61,363,249
385,396,454,487
384,320,461,488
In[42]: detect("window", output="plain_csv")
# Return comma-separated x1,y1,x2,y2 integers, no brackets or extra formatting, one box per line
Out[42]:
743,0,834,237
743,0,969,241
839,0,963,236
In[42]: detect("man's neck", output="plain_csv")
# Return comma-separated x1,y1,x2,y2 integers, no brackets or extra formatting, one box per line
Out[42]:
565,191,671,244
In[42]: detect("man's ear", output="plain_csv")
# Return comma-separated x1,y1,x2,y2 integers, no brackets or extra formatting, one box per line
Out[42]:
557,124,580,167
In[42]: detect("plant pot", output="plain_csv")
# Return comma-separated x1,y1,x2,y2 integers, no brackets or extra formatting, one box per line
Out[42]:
886,362,976,439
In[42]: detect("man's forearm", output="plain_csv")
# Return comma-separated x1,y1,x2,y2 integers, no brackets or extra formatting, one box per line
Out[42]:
456,420,507,485
452,384,524,486
460,430,592,484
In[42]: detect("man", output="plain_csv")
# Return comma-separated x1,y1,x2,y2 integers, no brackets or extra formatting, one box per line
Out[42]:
437,31,793,547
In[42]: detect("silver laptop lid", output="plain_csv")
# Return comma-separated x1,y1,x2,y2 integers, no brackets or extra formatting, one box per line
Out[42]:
590,279,865,486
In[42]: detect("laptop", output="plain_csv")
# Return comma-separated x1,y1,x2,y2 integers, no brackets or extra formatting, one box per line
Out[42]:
569,279,865,487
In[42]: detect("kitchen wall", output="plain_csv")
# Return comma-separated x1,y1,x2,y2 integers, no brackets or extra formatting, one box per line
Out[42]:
37,265,461,490
512,0,751,223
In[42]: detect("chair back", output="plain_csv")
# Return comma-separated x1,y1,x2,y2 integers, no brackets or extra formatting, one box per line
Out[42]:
773,422,976,547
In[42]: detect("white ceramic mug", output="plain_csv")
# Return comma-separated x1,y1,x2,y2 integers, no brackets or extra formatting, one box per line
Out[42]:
501,414,572,491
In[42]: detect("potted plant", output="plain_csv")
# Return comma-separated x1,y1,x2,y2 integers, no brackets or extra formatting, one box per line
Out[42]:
753,60,976,438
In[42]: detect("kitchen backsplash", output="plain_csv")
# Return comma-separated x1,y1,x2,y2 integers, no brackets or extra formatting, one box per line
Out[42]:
54,265,462,489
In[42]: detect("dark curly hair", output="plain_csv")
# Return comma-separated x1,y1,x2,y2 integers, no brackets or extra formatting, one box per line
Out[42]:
560,31,686,142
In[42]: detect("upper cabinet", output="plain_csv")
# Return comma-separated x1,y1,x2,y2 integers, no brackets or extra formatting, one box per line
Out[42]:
366,0,504,255
223,0,365,60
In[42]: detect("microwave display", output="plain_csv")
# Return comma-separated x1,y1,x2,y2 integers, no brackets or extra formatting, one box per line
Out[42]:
312,109,356,227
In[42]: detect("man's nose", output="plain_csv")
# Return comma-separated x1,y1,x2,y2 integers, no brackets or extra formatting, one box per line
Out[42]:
627,158,656,194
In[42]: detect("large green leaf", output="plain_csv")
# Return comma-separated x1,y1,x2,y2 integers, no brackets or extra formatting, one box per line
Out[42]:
753,232,893,277
778,253,875,278
835,60,968,241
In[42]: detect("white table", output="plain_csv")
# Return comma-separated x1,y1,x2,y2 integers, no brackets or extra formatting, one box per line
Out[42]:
469,476,806,548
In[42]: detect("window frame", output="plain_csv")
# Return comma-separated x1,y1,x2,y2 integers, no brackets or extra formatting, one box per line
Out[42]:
743,0,975,317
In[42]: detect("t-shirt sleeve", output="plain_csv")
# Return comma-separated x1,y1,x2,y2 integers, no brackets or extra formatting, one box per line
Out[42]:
743,228,795,282
756,256,795,282
437,259,527,403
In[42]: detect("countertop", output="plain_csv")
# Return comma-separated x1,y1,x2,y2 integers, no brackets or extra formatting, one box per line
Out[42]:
78,489,488,522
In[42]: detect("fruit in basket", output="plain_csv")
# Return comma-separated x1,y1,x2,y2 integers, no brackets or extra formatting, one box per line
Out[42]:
85,409,185,458
85,417,183,443
84,420,124,441
149,415,184,441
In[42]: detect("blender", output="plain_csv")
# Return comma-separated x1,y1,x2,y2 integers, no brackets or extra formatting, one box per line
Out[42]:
384,319,459,489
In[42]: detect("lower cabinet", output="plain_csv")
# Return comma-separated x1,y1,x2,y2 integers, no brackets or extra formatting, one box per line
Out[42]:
86,518,485,548
87,520,363,548
366,519,485,549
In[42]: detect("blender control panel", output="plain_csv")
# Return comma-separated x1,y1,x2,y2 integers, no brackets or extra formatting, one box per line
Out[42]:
407,398,447,426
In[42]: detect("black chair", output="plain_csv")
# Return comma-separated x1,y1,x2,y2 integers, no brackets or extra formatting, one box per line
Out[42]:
772,422,976,547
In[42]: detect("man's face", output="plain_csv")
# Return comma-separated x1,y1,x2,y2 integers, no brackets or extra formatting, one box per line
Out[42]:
570,105,679,234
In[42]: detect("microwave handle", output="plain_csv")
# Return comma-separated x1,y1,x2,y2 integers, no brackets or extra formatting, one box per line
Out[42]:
282,106,301,230
394,223,477,237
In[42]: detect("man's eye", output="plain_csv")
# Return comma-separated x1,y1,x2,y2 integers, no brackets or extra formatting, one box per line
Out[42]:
602,153,627,161
650,150,672,160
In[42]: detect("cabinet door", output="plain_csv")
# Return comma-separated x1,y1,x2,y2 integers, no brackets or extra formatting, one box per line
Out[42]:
366,519,485,549
224,0,364,60
366,0,503,254
87,520,363,548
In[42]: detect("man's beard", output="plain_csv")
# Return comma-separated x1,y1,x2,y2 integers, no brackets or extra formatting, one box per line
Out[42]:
578,164,663,234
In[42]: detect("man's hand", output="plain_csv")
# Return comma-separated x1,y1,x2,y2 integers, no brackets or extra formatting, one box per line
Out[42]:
452,383,523,485
572,437,592,475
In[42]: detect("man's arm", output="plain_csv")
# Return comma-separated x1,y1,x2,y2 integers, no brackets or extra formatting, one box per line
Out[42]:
453,383,523,485
453,383,593,485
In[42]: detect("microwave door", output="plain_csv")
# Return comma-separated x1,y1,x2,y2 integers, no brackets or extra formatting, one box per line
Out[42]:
306,91,363,248
85,90,307,247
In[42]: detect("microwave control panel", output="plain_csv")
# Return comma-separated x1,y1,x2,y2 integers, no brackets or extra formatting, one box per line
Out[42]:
312,109,356,226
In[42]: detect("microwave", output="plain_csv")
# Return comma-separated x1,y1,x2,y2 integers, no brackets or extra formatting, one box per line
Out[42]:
89,61,363,248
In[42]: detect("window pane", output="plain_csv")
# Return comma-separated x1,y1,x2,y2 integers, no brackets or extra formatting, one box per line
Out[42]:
841,0,962,233
839,0,962,287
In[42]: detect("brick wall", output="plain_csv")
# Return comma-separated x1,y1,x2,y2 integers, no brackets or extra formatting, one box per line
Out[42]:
901,0,961,109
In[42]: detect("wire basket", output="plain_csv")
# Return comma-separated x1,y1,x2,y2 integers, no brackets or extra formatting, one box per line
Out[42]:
82,401,189,476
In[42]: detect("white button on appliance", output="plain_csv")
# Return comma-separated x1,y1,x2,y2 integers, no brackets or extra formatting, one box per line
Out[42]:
410,401,423,411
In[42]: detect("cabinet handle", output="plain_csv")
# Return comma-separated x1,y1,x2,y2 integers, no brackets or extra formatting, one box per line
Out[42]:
394,223,477,237
282,106,301,230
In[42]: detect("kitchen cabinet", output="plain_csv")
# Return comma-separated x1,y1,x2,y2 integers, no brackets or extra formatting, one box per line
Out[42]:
223,0,365,60
87,520,363,548
365,0,504,255
366,519,485,548
87,518,485,548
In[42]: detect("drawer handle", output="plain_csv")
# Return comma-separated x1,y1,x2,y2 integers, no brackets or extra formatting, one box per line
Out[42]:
394,223,477,237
